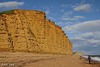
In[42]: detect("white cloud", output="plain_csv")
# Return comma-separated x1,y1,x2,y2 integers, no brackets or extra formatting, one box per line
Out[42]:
65,22,73,25
45,9,49,15
61,4,67,7
73,4,91,11
0,1,24,9
65,20,100,54
45,8,50,15
57,22,73,25
74,16,85,19
61,11,84,21
63,20,100,33
48,16,55,20
75,32,100,40
62,16,85,21
50,6,54,8
62,11,73,17
96,9,99,12
70,32,100,55
57,22,63,25
60,9,64,12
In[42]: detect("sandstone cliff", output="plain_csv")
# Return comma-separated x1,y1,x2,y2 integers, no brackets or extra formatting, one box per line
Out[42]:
73,52,84,55
0,9,72,55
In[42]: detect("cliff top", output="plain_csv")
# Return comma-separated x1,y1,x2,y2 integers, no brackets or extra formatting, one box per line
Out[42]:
0,9,45,15
73,52,84,55
0,10,15,15
0,9,67,36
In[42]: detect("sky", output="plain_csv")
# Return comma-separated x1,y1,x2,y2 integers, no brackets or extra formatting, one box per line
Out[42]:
0,0,100,55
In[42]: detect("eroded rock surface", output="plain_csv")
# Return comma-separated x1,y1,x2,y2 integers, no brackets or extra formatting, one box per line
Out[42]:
0,9,72,55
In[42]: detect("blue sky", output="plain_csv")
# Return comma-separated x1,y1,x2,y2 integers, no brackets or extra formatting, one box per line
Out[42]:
0,0,100,55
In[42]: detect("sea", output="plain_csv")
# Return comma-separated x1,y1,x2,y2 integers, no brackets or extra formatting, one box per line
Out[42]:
81,55,100,62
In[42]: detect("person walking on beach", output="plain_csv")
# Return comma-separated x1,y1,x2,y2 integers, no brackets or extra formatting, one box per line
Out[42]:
88,55,91,64
80,56,81,59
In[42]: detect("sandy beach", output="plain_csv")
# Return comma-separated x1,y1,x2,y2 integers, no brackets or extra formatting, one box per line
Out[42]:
0,52,99,67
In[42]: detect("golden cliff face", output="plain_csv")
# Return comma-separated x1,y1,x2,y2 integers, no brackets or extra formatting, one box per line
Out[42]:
0,9,72,55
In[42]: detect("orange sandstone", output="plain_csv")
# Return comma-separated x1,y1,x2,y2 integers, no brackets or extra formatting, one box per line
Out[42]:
0,9,72,55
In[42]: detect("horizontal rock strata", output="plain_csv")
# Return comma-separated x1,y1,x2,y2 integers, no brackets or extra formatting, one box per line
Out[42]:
0,9,72,54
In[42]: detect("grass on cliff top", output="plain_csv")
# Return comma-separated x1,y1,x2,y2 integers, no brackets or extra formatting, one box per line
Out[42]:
0,10,15,15
73,52,76,54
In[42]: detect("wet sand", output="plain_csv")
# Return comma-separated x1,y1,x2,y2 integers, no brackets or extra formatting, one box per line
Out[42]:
0,52,99,67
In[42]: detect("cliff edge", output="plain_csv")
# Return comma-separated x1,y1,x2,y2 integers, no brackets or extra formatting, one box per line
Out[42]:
0,9,72,55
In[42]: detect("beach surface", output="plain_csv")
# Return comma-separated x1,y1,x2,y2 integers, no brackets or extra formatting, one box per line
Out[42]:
0,52,99,67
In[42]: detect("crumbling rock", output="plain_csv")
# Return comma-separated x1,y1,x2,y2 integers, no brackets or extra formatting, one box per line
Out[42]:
0,9,72,55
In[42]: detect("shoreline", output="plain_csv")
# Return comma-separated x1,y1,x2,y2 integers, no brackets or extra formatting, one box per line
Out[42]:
80,56,100,67
81,55,100,62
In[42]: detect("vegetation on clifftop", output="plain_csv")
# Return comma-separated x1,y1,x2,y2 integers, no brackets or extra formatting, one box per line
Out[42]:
73,52,76,54
0,10,15,15
73,52,84,55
